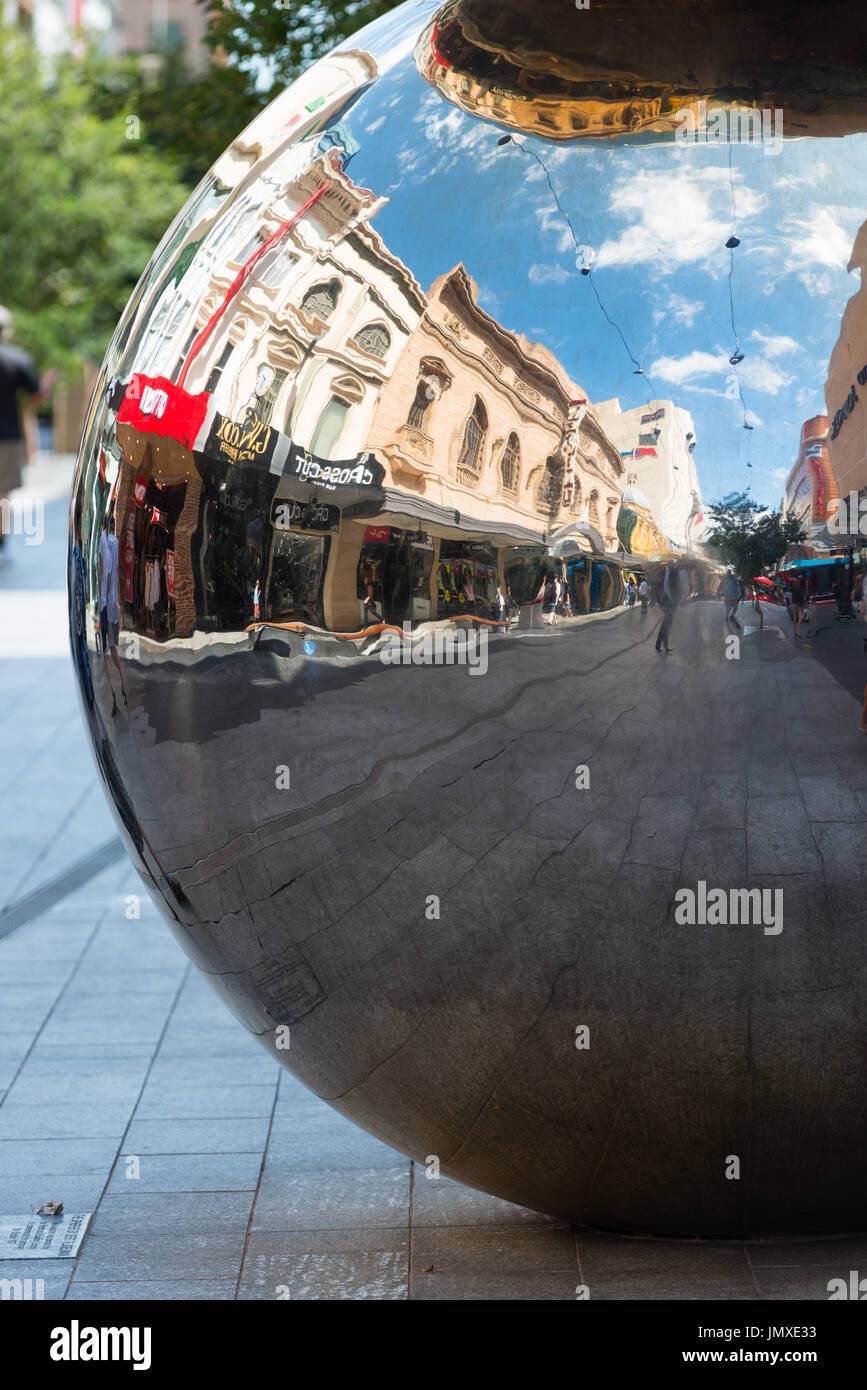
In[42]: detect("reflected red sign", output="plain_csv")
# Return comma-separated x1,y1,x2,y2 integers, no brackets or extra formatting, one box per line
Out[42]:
133,475,147,505
118,374,212,451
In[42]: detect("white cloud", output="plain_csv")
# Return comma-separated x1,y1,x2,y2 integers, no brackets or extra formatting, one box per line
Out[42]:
788,207,854,270
595,166,764,274
739,357,795,393
654,293,704,327
650,349,730,384
749,329,800,357
528,264,571,284
651,343,792,395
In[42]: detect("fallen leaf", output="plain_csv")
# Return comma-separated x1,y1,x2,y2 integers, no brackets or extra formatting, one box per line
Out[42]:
33,1201,64,1218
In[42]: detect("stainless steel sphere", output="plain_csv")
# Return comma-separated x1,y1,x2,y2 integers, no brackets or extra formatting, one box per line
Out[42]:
69,0,867,1235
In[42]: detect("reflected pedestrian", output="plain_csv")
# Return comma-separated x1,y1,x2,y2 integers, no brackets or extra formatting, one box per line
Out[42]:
656,556,689,654
98,514,127,715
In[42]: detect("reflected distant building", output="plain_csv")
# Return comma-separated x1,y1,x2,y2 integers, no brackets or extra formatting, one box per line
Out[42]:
616,476,669,556
825,217,867,506
594,397,704,551
783,417,834,533
368,263,624,550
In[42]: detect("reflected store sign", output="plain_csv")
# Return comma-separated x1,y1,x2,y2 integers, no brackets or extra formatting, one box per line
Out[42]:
273,498,340,533
117,373,214,452
365,526,433,549
205,412,291,471
288,445,385,491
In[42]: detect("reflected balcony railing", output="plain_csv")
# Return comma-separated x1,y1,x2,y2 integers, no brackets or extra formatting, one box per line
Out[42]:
383,423,435,476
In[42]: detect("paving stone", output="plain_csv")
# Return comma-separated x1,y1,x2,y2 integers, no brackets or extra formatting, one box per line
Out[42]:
410,1173,549,1227
123,1117,271,1155
251,1167,410,1232
410,1224,577,1300
132,1082,277,1120
73,1232,247,1282
0,1138,119,1177
0,1104,133,1141
238,1229,408,1300
66,1279,237,1300
87,1191,255,1235
106,1152,262,1193
576,1239,758,1300
754,1268,856,1300
0,1258,73,1300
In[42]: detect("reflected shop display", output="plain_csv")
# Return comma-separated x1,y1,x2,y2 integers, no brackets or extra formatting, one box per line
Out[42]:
69,0,867,1235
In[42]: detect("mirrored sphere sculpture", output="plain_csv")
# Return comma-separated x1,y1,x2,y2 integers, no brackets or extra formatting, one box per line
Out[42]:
69,0,867,1235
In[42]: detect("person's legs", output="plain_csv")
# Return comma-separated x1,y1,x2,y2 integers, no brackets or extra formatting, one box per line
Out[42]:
109,623,127,705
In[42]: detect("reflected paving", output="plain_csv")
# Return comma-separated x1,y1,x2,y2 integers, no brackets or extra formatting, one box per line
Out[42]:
68,0,867,1235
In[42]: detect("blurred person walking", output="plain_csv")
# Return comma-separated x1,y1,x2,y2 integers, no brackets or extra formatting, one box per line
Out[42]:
719,566,741,623
0,306,40,559
655,556,689,654
98,514,127,715
788,574,808,639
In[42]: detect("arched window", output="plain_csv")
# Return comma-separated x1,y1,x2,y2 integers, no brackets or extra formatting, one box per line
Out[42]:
500,433,520,494
588,490,600,526
310,395,351,459
537,456,562,511
301,279,340,322
457,396,487,478
355,323,390,358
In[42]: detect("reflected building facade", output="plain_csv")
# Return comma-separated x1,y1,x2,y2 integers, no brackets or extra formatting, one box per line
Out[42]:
595,397,704,552
783,416,834,535
825,217,867,510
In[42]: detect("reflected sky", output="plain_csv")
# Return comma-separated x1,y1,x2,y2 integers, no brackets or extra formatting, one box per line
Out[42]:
336,44,867,506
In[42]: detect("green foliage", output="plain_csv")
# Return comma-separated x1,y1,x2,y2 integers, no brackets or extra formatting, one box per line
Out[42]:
704,491,806,577
202,0,403,93
81,46,262,186
0,1,406,375
0,27,190,374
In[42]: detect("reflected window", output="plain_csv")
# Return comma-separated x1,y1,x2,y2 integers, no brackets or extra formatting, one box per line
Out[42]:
537,456,562,511
457,396,487,480
205,341,234,394
310,395,351,459
355,323,390,358
407,380,431,430
268,531,328,626
301,280,340,322
253,366,287,426
588,490,600,526
500,433,520,494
